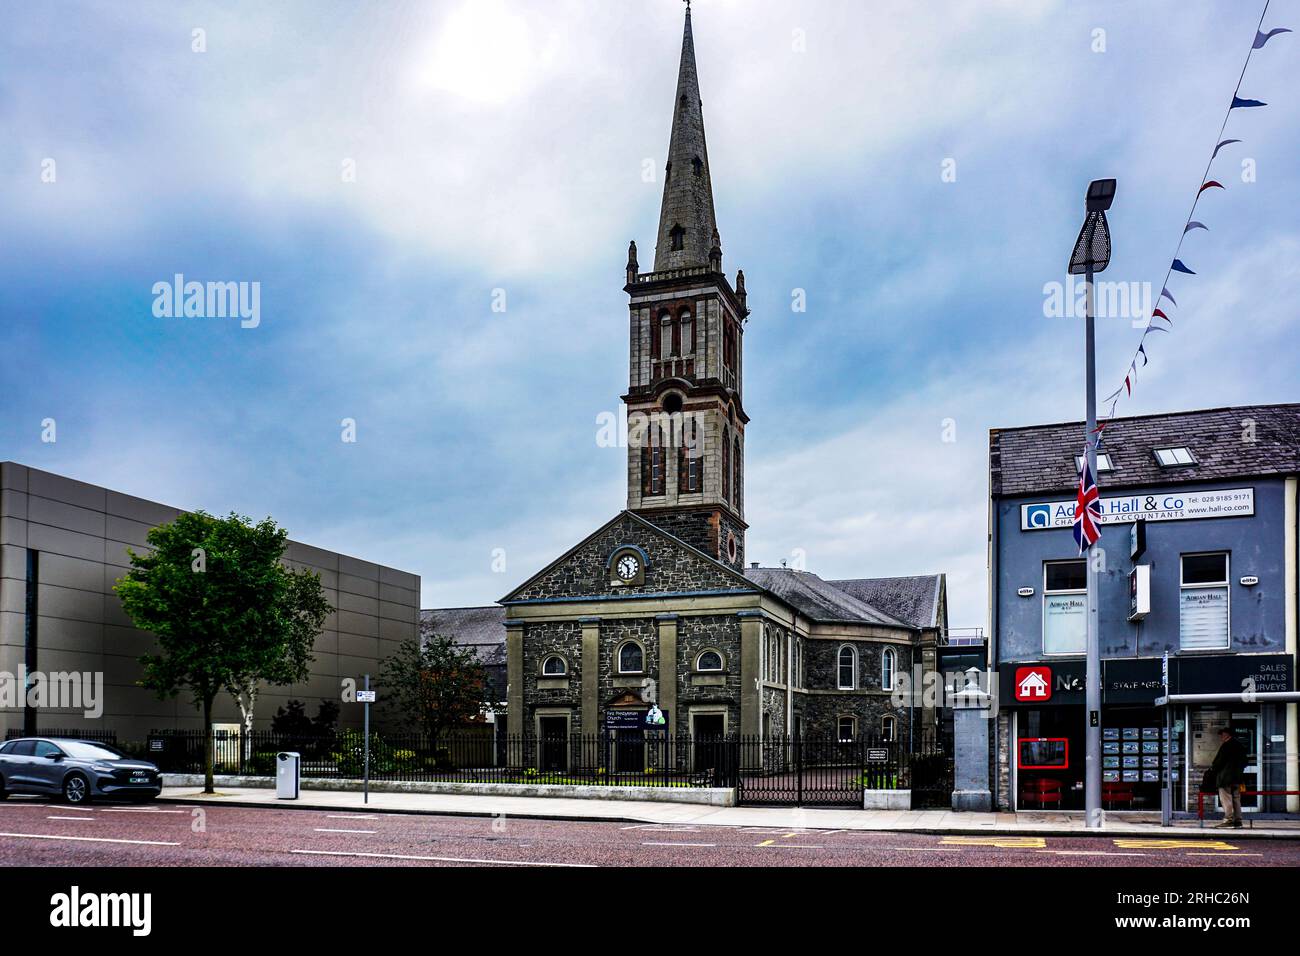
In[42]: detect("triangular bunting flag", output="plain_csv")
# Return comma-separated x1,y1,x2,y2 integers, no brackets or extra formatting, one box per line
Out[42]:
1231,95,1268,108
1184,221,1208,233
1172,259,1196,274
1160,286,1177,306
1253,27,1292,49
1198,181,1224,195
1138,343,1148,366
1153,308,1171,323
1212,138,1241,159
1124,375,1132,396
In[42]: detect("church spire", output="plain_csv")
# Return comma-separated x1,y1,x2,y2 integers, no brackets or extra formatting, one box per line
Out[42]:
653,3,719,271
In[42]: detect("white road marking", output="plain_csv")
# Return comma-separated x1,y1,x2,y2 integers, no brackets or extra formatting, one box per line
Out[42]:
47,816,95,822
620,824,700,832
98,808,186,814
314,828,376,834
641,841,717,847
291,849,593,867
1036,850,1148,857
0,831,180,846
1186,852,1263,857
326,814,379,820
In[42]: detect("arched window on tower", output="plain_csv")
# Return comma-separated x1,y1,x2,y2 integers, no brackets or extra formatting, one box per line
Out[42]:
733,433,742,511
670,224,685,252
679,309,693,357
721,425,731,503
678,415,701,494
660,311,673,361
692,156,703,177
642,422,666,497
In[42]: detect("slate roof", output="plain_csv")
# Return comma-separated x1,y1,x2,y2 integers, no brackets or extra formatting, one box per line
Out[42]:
827,575,944,630
743,568,912,629
420,606,506,668
990,403,1300,497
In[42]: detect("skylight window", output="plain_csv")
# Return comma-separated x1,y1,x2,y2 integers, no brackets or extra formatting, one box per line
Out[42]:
1075,453,1114,474
1154,447,1196,467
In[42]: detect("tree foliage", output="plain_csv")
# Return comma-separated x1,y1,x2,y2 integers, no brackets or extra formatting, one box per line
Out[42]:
380,625,490,740
114,511,330,792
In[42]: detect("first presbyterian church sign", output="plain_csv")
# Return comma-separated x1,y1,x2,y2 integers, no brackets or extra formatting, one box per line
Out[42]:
1020,488,1253,531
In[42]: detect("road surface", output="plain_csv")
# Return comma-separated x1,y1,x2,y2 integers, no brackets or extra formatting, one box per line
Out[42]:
0,796,1296,867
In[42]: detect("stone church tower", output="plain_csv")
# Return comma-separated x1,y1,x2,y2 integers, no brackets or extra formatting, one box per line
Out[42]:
623,4,750,571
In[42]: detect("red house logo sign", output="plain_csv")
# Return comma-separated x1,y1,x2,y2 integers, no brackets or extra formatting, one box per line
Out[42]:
1014,666,1052,702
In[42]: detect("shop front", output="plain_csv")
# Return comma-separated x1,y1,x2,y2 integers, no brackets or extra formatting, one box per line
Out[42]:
1000,654,1293,813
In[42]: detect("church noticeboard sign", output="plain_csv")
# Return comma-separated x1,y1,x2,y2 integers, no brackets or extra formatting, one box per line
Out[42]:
604,706,669,732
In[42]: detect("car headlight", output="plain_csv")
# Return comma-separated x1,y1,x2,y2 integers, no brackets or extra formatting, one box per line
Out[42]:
92,763,117,773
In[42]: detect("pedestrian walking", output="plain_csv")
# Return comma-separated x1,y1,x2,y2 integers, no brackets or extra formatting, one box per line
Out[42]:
1210,727,1248,828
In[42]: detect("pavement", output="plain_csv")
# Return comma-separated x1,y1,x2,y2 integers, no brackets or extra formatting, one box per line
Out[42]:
3,796,1298,867
157,785,1300,838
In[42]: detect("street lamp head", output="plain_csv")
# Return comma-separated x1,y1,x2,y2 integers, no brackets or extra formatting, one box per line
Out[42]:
1086,178,1117,212
1068,178,1117,274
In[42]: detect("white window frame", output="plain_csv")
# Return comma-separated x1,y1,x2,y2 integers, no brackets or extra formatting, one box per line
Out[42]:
837,715,857,743
1155,447,1196,467
616,640,645,675
881,647,897,691
695,648,724,673
1180,551,1230,651
540,654,567,677
1043,559,1087,656
837,644,857,690
881,715,898,742
1075,453,1114,473
680,310,693,357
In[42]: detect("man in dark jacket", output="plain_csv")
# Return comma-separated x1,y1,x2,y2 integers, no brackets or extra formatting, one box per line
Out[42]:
1210,727,1249,828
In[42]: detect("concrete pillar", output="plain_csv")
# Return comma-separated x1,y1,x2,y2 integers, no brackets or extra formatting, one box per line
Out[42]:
657,613,678,767
580,617,600,737
738,611,762,769
951,667,993,812
505,621,524,766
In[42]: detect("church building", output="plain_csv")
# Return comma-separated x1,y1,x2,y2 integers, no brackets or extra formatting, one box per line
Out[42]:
483,7,951,758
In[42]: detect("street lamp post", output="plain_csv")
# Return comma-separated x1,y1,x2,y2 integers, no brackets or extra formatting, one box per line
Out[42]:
1068,178,1116,829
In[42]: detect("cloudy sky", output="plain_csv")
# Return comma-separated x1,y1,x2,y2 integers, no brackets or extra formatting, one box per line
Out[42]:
3,0,1296,628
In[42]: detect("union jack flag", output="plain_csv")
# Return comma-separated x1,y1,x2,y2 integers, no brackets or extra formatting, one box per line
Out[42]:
1073,453,1102,553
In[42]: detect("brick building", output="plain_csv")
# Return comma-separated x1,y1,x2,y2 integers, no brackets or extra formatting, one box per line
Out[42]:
426,9,950,758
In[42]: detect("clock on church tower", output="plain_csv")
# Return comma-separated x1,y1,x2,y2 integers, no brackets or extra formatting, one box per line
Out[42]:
620,2,749,570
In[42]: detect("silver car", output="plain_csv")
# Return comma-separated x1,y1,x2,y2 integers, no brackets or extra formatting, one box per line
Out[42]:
0,738,161,804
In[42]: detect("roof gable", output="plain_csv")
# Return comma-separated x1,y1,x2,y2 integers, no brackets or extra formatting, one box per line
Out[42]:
501,511,758,604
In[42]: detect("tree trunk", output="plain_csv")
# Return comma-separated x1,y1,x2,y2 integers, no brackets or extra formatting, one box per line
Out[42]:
233,684,257,766
202,692,215,794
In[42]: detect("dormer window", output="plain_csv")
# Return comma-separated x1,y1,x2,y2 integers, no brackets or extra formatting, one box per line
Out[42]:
1075,453,1114,474
670,224,685,251
1155,447,1196,467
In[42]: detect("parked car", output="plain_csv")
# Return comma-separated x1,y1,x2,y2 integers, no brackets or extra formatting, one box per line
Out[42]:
0,738,161,804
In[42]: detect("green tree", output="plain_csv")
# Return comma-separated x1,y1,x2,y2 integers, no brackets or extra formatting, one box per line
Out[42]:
114,511,330,793
380,628,489,741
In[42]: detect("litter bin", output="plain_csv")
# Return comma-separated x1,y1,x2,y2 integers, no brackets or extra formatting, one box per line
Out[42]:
276,752,300,799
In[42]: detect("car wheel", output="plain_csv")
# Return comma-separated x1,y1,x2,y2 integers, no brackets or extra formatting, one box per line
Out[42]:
62,773,90,805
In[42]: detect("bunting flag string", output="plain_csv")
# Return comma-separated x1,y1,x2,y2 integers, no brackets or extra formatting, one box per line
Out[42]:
1097,0,1288,430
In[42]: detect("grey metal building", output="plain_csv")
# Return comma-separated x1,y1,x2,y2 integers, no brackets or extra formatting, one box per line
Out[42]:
1,461,420,740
